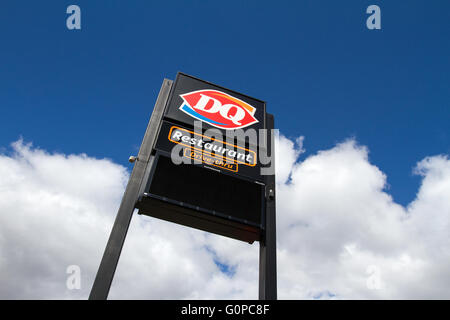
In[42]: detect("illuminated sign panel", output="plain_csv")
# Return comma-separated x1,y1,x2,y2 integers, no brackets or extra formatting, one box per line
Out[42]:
164,73,265,135
168,126,256,167
179,89,259,130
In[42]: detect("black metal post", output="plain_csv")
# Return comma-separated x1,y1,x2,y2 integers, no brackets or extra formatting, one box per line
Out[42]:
89,79,173,300
259,113,277,300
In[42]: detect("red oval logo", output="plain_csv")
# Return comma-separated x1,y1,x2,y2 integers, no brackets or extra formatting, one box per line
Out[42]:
179,90,259,130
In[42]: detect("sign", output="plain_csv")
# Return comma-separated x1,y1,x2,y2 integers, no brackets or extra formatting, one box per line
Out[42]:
154,121,263,182
164,73,266,136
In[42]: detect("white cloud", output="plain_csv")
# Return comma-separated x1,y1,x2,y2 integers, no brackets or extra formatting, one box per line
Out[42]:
0,140,257,299
0,137,449,299
276,139,450,299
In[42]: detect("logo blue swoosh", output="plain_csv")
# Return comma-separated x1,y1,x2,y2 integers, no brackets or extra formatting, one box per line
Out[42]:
180,103,227,126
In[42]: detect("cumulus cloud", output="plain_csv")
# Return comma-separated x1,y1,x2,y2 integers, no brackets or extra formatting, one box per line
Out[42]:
0,140,257,299
0,137,449,299
276,139,450,299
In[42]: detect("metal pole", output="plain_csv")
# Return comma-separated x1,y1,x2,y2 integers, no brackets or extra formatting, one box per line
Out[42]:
89,79,173,300
259,113,277,300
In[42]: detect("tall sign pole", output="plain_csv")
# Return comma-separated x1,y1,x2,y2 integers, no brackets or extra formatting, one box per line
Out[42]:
259,114,277,300
89,79,173,300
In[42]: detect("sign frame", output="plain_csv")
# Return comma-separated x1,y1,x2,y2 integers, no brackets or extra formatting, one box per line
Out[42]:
89,75,277,300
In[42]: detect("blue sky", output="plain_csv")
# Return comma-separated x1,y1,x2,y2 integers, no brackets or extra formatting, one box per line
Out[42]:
1,0,449,206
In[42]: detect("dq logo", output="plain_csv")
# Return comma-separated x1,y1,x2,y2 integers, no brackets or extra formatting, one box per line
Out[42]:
179,89,259,130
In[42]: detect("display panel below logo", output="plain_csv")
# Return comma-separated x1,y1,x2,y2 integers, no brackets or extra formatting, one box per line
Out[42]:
155,121,264,182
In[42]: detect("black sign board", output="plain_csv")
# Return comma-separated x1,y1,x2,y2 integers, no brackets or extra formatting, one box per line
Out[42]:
137,73,269,242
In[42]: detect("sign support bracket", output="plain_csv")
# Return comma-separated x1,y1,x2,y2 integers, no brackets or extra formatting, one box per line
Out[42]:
258,113,277,300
